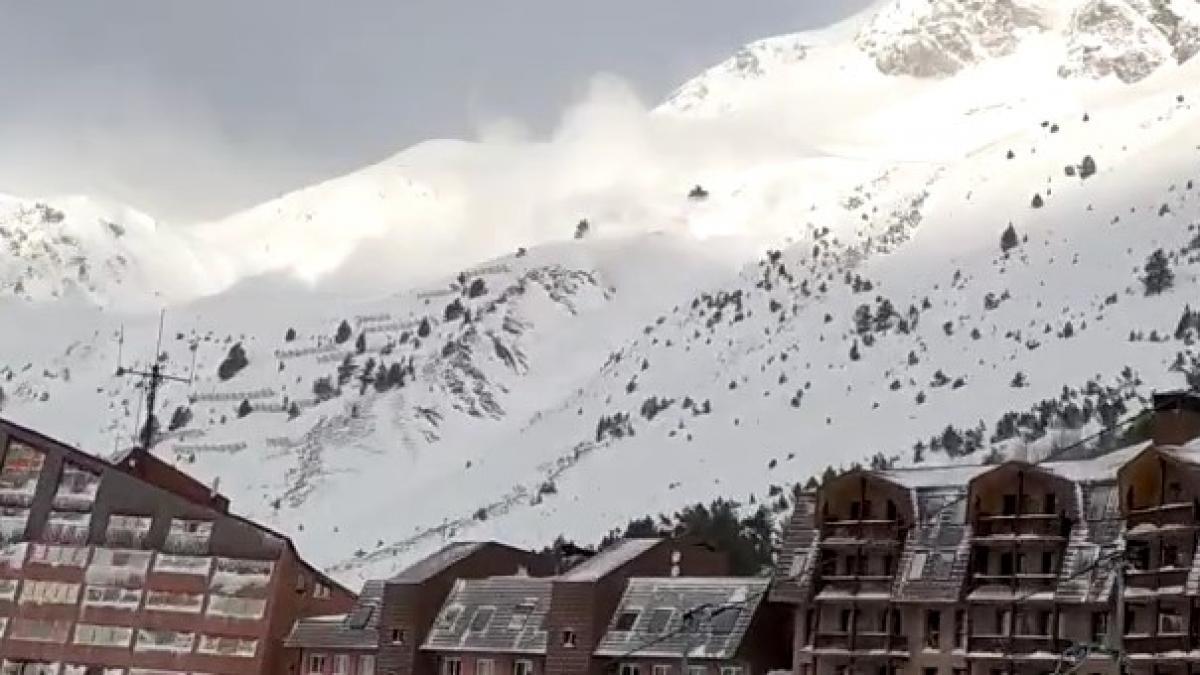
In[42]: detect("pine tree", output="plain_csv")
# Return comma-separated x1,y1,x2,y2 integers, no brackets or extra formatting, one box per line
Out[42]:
1000,223,1019,253
284,327,297,342
217,343,249,381
418,317,432,338
335,320,353,344
236,399,253,418
1142,249,1175,295
356,332,367,354
574,219,590,240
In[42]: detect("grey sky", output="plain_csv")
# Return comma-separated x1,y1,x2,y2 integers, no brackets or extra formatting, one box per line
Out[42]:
0,1,870,222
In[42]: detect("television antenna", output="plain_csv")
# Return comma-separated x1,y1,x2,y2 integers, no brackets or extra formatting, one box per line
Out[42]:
116,310,195,449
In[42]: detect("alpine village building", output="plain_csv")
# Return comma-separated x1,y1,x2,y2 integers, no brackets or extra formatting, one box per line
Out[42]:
773,391,1200,675
0,417,355,675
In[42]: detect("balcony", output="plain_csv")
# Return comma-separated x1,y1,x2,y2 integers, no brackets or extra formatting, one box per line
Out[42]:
820,520,906,547
972,515,1067,542
816,574,894,599
1123,634,1193,655
1126,502,1195,529
1124,567,1189,595
968,634,1057,657
813,632,907,654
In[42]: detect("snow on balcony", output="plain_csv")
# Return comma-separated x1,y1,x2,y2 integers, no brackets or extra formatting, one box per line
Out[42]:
86,548,152,586
0,507,29,542
134,628,195,653
210,557,273,593
52,463,101,511
28,544,90,568
83,584,142,610
152,553,212,577
145,590,204,614
206,593,267,620
104,514,153,549
0,541,26,571
164,518,212,554
199,634,259,657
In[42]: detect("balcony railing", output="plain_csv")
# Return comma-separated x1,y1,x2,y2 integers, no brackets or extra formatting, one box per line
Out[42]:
973,516,1067,540
817,575,894,597
1126,502,1196,529
813,632,907,653
1124,568,1189,593
968,634,1056,655
821,520,906,545
1123,633,1192,655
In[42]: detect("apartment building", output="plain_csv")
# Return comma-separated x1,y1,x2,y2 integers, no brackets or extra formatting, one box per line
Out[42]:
774,391,1200,675
0,417,356,675
287,542,549,675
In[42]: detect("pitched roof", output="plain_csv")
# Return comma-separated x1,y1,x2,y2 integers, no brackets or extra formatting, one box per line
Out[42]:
0,417,353,598
286,580,384,649
593,577,770,660
421,577,552,654
558,538,661,582
392,542,490,583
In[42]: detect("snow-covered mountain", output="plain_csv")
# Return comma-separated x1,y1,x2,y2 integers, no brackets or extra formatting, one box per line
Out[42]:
4,0,1200,587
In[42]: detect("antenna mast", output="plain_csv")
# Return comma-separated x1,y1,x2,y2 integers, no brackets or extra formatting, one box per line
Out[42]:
117,310,194,450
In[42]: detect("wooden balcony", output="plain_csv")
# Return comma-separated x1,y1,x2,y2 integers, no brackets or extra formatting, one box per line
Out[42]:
813,632,907,654
972,515,1068,542
820,520,906,546
968,634,1057,656
1126,502,1195,529
816,575,894,599
1123,634,1194,655
1124,568,1189,595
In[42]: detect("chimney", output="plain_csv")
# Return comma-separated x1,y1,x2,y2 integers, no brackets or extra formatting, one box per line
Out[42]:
1151,391,1200,446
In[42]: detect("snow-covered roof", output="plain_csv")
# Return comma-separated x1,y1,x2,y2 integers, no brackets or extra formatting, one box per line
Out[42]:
877,464,992,489
391,542,490,584
558,538,661,582
422,576,553,655
1041,441,1152,482
593,577,771,659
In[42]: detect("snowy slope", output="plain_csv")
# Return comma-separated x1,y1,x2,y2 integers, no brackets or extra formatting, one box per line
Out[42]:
4,0,1200,586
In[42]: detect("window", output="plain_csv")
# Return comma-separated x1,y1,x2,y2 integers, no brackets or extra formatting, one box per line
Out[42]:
315,582,332,599
18,580,80,606
207,594,268,620
1091,612,1109,643
908,552,927,580
616,610,641,631
923,669,938,675
561,629,577,647
469,607,495,632
839,608,853,632
391,628,405,644
646,608,674,634
333,655,351,675
477,660,495,675
1163,544,1181,568
954,610,966,649
106,514,153,548
1002,494,1017,516
44,510,94,544
1041,551,1054,574
87,547,152,586
1015,553,1027,574
0,506,31,542
441,659,462,675
1043,492,1056,514
653,666,671,675
134,628,195,653
688,668,708,675
510,600,536,629
924,610,941,649
0,441,46,506
999,552,1014,576
889,608,903,635
308,655,328,674
30,543,89,567
619,666,642,675
886,499,898,520
0,578,17,601
513,661,533,675
154,553,212,576
882,554,894,576
1159,609,1184,634
996,609,1012,636
710,607,740,634
437,606,463,630
720,668,743,675
164,518,212,554
198,634,258,657
359,656,376,675
53,462,101,510
84,585,142,610
145,590,204,613
9,618,72,643
74,623,134,647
